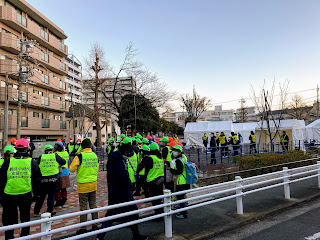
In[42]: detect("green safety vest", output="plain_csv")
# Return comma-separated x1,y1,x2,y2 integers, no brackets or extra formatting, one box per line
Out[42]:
147,155,164,183
56,151,69,168
127,153,138,183
107,146,117,155
39,153,60,177
68,144,75,153
219,136,226,145
138,153,147,176
75,145,82,154
4,157,32,195
250,134,256,143
164,146,172,162
0,158,4,168
232,135,238,145
77,152,99,184
175,155,187,185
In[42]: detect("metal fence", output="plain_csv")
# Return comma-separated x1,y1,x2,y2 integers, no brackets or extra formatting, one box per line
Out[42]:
0,160,319,240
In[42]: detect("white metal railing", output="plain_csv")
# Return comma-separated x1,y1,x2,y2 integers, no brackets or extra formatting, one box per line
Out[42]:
0,161,319,240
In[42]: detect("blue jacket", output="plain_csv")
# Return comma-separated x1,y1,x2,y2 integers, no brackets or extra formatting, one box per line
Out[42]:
107,150,134,205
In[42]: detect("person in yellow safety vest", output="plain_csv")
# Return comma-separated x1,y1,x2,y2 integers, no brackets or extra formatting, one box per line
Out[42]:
215,132,220,149
0,145,15,167
161,136,173,192
75,138,82,154
169,144,190,219
219,132,228,156
70,138,99,234
120,133,126,141
135,134,142,140
231,132,239,156
142,138,149,146
136,138,142,149
144,142,164,221
127,145,138,188
116,139,121,148
281,131,289,152
249,131,257,154
54,141,70,208
107,137,117,156
0,138,41,240
202,133,208,148
34,144,66,217
135,145,150,196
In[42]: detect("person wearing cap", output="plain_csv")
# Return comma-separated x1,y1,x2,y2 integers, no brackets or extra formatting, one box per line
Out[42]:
120,133,126,141
219,132,227,156
54,142,70,208
132,137,140,154
161,136,173,192
69,138,99,234
136,134,142,140
134,145,150,197
75,138,82,154
169,145,189,219
215,132,220,151
67,137,77,165
107,137,117,156
26,137,35,159
116,139,121,148
0,145,15,167
0,138,41,239
97,137,148,240
138,142,164,221
34,144,66,217
142,138,149,146
9,138,17,153
127,139,139,188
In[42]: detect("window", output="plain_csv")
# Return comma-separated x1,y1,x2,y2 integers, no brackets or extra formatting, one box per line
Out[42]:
88,132,92,137
33,112,43,118
74,120,78,128
60,121,66,129
21,91,27,101
40,28,48,41
41,51,48,62
41,74,49,84
93,126,97,130
41,96,49,106
60,101,66,109
33,89,43,96
17,12,27,27
59,41,65,52
102,134,105,138
21,117,28,127
0,108,17,115
59,80,66,90
59,62,66,71
53,95,61,100
54,115,61,120
41,119,49,128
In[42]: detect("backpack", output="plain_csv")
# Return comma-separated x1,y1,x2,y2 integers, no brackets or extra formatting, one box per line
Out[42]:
181,156,198,185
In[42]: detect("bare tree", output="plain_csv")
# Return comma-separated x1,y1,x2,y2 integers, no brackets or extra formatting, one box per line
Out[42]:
288,94,308,120
250,79,290,147
181,86,211,123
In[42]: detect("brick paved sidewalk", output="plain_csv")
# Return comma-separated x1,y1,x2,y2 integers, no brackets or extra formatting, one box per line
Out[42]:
0,172,153,239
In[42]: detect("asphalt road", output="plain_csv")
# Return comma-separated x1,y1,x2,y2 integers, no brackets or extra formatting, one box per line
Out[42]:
215,198,320,240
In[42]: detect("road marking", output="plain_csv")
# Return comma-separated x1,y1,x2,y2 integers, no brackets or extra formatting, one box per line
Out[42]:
305,232,320,240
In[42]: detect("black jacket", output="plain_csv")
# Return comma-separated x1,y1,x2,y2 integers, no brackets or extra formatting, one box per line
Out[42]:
0,152,42,197
107,150,134,205
210,136,216,148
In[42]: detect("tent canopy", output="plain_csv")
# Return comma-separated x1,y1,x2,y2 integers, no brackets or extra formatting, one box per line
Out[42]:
306,119,320,142
233,122,259,143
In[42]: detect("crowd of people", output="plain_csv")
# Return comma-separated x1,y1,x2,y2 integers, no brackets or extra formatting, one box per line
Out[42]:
0,134,189,240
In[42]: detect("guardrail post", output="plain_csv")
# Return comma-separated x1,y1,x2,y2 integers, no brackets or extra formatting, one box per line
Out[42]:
41,212,51,240
235,176,243,215
283,167,290,199
317,161,320,188
163,189,172,239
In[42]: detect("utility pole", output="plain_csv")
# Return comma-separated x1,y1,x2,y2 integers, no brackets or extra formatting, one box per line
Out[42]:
3,75,9,148
317,85,319,119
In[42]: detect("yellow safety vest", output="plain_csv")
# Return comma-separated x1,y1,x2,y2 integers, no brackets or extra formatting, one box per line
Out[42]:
250,134,256,143
147,155,164,182
219,136,226,145
127,153,138,183
202,136,208,141
232,135,238,145
77,152,99,183
39,153,59,177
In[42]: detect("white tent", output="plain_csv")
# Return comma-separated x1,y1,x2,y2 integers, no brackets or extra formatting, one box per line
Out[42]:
298,120,306,141
255,119,304,147
233,122,259,144
184,121,233,147
306,119,320,142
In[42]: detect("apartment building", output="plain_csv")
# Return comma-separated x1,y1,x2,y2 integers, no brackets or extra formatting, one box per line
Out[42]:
235,106,259,122
0,0,68,143
198,105,235,122
65,54,82,103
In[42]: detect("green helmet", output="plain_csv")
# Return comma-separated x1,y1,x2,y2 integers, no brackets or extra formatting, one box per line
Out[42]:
142,138,149,144
136,139,142,144
136,134,142,139
149,142,159,151
87,137,91,141
116,139,121,143
108,137,114,142
142,145,150,151
44,144,54,151
122,137,132,145
162,136,169,142
120,134,126,138
131,137,136,141
173,145,183,152
4,145,15,154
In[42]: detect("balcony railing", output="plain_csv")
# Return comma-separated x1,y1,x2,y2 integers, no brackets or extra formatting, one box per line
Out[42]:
40,29,48,41
59,62,66,71
41,119,50,128
59,42,65,52
41,74,49,84
60,101,66,109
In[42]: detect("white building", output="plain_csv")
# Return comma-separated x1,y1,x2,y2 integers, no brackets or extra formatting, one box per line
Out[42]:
235,106,259,122
65,54,82,103
198,105,235,122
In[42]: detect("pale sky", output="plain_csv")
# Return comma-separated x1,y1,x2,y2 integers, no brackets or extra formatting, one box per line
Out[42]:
28,0,320,110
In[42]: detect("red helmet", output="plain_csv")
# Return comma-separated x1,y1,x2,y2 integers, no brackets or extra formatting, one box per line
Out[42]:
70,137,74,140
10,138,17,143
57,139,62,142
15,138,29,149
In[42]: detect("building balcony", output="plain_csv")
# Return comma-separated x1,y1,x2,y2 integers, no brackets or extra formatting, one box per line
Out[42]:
29,47,68,76
0,32,21,54
0,59,18,76
0,6,29,34
28,70,68,94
